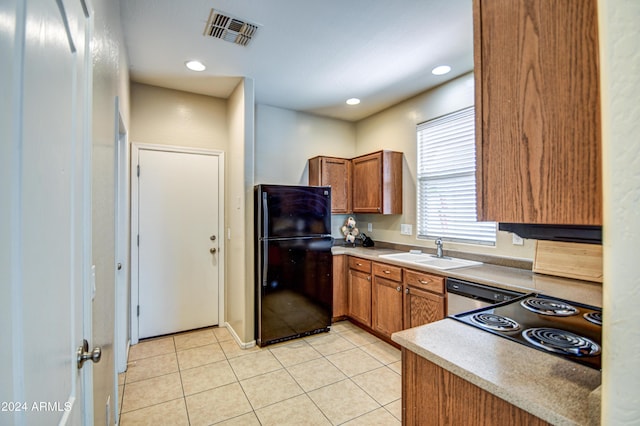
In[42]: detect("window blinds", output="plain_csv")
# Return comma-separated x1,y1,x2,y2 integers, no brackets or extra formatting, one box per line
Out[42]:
416,106,496,245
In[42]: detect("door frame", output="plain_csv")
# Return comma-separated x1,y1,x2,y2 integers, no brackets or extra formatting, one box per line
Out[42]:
130,143,225,344
114,99,129,372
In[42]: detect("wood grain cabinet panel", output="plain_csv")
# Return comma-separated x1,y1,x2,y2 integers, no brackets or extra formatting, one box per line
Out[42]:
372,262,404,338
352,150,403,214
403,350,550,426
348,257,372,273
474,0,601,224
347,258,372,327
404,270,445,294
309,156,352,213
403,268,446,329
404,286,445,329
332,255,348,320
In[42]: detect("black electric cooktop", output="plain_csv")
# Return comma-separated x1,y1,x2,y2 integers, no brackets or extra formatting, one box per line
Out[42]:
450,293,602,370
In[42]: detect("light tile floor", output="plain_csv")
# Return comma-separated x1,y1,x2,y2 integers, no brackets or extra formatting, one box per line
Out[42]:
118,320,401,425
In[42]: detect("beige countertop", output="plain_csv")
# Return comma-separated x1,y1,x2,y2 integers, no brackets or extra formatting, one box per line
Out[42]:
335,245,602,425
392,320,601,426
332,245,602,307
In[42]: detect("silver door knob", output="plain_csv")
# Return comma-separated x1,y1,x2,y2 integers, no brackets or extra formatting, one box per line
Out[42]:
77,339,102,369
210,248,217,254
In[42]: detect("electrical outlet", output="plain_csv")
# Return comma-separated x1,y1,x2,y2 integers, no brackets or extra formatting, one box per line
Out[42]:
400,224,413,235
367,223,373,232
512,233,524,245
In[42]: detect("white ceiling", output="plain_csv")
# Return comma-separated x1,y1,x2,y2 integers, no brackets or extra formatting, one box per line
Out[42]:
120,0,474,122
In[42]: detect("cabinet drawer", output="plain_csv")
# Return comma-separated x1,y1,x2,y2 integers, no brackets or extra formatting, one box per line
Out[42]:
405,270,444,293
373,262,402,282
349,257,372,273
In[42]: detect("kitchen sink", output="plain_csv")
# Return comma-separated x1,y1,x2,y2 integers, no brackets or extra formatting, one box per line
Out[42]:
378,252,482,270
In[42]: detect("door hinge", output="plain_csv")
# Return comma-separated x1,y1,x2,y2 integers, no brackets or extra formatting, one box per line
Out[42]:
137,305,140,317
137,234,139,246
137,164,140,177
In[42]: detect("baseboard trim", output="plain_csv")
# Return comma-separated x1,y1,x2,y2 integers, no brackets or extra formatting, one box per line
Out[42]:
224,322,256,349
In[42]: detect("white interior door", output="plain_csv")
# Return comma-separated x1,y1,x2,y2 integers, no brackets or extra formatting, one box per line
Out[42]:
0,0,91,424
136,147,222,339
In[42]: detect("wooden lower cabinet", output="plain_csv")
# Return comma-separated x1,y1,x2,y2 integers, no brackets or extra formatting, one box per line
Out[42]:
404,286,445,329
402,349,550,426
404,268,446,329
348,258,372,327
372,262,404,337
332,255,348,320
341,257,446,340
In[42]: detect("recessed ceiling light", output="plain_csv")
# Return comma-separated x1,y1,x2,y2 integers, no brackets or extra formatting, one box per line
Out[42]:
431,65,451,75
346,98,360,105
185,60,206,72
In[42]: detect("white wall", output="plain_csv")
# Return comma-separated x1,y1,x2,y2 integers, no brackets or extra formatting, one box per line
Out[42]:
90,0,130,422
355,73,536,260
130,83,228,149
598,0,640,423
255,104,357,185
225,79,255,344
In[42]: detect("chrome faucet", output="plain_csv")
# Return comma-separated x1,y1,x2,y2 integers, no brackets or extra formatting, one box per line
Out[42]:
435,238,444,258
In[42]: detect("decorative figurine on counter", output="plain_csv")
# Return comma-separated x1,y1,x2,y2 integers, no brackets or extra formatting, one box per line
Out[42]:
341,216,359,245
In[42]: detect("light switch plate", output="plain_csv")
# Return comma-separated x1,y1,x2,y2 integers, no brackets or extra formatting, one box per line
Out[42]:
367,223,373,232
400,224,412,235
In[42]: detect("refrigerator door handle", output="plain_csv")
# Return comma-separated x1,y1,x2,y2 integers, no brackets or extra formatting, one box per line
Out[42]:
262,192,269,239
262,192,269,288
262,239,269,288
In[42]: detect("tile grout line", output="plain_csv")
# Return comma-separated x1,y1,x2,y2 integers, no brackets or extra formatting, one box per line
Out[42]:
121,323,401,425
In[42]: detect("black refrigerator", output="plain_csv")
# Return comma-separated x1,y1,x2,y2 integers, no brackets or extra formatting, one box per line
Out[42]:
254,184,333,347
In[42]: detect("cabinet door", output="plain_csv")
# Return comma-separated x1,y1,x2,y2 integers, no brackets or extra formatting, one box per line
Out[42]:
323,157,352,213
309,156,352,213
474,0,601,225
372,276,404,337
404,286,445,329
352,150,403,214
348,269,372,326
352,152,382,213
332,255,348,319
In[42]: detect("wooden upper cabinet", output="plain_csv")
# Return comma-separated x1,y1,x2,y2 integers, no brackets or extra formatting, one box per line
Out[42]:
474,0,602,225
352,150,403,214
309,156,352,213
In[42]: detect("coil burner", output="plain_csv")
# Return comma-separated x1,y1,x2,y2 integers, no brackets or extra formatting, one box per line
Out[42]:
469,313,520,332
522,328,601,357
520,297,579,316
583,312,602,326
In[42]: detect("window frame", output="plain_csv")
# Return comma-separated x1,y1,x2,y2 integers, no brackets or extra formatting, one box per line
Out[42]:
416,106,496,246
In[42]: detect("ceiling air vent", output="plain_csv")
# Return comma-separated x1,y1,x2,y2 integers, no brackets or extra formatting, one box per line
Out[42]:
203,9,258,47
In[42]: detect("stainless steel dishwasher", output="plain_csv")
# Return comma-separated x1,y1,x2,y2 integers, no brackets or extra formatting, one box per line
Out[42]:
446,277,525,315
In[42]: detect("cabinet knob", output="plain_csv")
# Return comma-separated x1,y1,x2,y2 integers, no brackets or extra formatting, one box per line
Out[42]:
419,279,430,285
384,270,391,274
405,288,410,294
396,286,402,292
367,276,371,281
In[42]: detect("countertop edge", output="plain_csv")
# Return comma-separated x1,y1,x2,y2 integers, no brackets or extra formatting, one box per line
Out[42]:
392,320,601,426
333,246,602,307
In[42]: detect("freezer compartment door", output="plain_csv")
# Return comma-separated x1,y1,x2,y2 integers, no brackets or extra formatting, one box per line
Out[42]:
256,237,333,345
256,185,331,238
